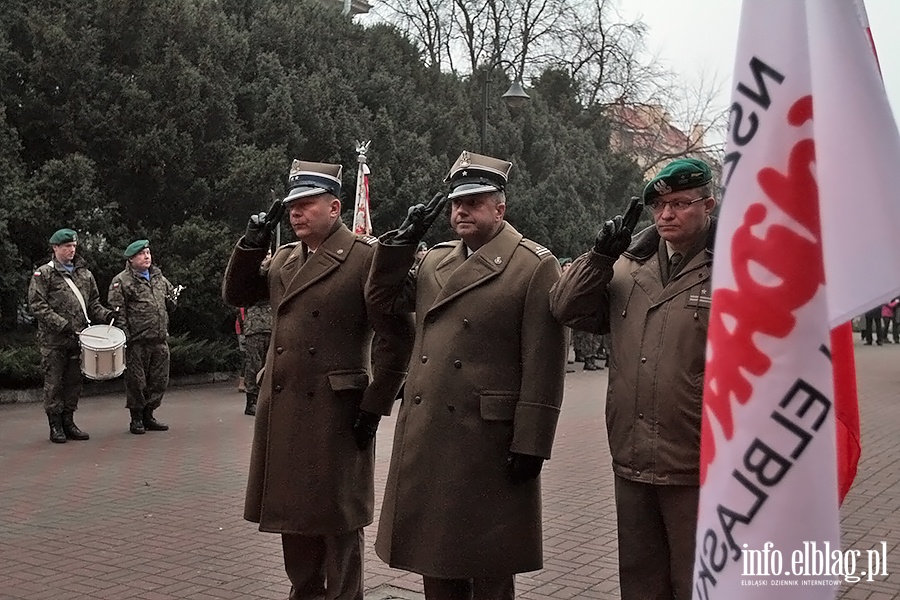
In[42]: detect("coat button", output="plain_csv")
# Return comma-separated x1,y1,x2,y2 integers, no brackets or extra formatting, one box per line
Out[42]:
312,310,319,317
463,319,469,327
636,470,641,477
421,355,427,363
454,360,462,369
274,385,282,392
309,347,316,355
414,395,422,404
276,346,284,354
447,405,455,413
638,412,644,419
641,357,647,363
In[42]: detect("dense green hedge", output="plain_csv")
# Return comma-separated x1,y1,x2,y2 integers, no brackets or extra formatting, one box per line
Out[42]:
0,333,241,389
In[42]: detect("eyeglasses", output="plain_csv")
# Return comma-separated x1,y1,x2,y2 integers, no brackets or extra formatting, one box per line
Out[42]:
646,196,708,214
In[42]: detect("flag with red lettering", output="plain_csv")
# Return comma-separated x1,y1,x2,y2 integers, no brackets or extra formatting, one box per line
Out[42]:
352,143,372,236
693,1,900,598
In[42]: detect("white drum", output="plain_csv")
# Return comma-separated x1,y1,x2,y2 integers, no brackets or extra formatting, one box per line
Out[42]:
79,325,127,380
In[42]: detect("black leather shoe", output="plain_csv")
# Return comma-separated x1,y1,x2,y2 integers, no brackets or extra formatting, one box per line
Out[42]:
142,407,169,431
61,411,90,440
583,358,601,371
48,414,67,444
244,394,257,416
129,410,146,434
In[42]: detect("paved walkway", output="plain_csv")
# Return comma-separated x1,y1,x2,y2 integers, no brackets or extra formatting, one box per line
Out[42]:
0,342,897,599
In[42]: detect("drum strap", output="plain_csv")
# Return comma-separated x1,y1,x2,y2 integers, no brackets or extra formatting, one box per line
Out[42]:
53,261,91,325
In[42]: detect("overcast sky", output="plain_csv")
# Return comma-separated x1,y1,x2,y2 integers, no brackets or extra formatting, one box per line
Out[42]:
619,0,900,122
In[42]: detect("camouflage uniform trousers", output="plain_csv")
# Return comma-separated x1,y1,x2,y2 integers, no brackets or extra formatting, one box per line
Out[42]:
243,333,270,397
124,341,170,411
573,330,606,361
41,345,83,415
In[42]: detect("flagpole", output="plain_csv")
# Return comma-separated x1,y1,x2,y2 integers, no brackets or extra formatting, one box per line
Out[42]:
352,140,372,236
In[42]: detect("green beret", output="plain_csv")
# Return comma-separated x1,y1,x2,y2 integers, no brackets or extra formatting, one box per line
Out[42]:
558,257,572,266
49,228,77,245
643,158,713,203
124,239,150,259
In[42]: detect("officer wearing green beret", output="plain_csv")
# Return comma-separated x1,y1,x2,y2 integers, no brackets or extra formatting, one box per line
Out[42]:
27,228,115,443
108,239,180,435
550,157,717,600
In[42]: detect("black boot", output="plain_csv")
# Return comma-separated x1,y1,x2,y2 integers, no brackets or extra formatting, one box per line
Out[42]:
244,393,257,416
142,406,169,431
129,409,146,435
48,414,66,444
583,357,602,371
61,411,90,441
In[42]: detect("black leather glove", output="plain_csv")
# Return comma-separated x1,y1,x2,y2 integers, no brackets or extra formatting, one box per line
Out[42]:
593,196,643,258
381,192,448,246
244,198,286,249
352,410,381,450
507,452,545,483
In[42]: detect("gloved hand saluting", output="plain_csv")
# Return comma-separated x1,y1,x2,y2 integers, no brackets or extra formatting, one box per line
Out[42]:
244,198,286,249
507,452,545,484
381,192,449,246
593,196,643,259
352,410,381,451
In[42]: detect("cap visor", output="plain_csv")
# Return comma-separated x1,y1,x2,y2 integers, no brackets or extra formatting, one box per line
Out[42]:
448,183,500,200
283,186,329,203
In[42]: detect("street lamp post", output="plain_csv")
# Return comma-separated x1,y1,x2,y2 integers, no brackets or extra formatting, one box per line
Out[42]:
481,61,531,154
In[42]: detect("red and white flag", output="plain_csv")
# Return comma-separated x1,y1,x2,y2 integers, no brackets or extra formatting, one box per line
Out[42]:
693,1,900,598
352,141,372,235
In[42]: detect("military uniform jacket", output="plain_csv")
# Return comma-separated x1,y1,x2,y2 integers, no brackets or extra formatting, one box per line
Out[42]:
108,265,176,342
221,222,413,535
366,221,567,578
549,219,717,486
28,257,113,349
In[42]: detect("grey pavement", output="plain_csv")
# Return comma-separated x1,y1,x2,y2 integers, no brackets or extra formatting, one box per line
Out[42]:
0,341,898,599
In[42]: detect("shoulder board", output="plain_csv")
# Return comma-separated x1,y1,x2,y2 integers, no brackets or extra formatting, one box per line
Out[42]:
356,235,378,246
520,239,553,258
274,242,300,254
432,241,458,249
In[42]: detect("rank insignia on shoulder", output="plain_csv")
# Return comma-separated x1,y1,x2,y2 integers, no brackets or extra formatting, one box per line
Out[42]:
358,235,378,246
524,241,552,258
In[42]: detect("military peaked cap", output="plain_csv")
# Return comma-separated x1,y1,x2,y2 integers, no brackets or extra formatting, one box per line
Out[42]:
284,160,343,203
444,150,512,200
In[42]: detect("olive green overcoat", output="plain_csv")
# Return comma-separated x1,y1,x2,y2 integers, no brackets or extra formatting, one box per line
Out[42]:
366,222,567,577
222,222,413,534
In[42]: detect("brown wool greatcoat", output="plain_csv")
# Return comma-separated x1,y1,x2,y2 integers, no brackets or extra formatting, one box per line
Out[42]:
548,220,716,486
366,221,567,578
222,222,413,535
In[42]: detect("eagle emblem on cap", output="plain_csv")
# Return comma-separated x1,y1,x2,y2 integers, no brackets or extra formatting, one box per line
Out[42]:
460,151,470,168
653,179,673,195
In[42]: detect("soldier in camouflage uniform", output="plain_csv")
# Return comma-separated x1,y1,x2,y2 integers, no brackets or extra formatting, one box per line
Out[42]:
27,228,114,443
241,300,271,416
573,330,606,371
108,239,178,435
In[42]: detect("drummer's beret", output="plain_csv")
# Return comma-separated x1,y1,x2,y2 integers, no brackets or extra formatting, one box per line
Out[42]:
124,239,150,259
49,229,77,245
